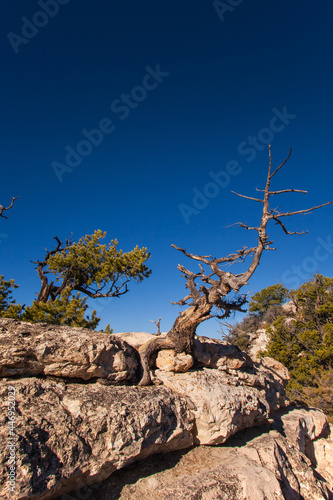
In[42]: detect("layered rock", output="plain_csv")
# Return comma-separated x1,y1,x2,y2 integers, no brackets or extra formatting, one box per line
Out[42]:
73,408,332,500
114,332,253,374
156,366,287,445
1,319,332,499
192,335,252,371
248,327,268,360
0,319,139,383
0,378,193,500
155,350,194,373
313,424,333,490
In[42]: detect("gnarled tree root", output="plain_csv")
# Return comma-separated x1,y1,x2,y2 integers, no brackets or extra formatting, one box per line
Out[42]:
138,335,175,386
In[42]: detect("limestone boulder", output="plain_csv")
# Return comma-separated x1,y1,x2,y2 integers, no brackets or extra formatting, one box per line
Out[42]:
278,407,329,454
155,364,288,445
282,300,297,315
94,446,284,500
0,318,139,383
83,408,332,500
0,378,194,500
260,356,290,383
114,332,254,374
155,350,194,373
193,335,253,370
277,408,333,492
313,424,333,490
113,332,195,374
248,327,268,360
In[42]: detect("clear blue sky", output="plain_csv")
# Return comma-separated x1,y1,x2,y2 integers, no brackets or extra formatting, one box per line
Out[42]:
1,1,333,338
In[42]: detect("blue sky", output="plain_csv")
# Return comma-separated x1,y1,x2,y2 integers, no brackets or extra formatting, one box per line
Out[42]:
1,1,333,338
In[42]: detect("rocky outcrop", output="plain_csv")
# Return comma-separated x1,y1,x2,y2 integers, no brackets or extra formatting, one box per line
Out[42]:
112,331,160,349
192,335,252,371
282,300,297,315
260,356,290,384
0,319,139,383
114,331,253,374
248,327,269,360
0,378,193,500
313,424,333,489
155,350,194,373
155,365,287,445
1,319,332,499
66,408,333,500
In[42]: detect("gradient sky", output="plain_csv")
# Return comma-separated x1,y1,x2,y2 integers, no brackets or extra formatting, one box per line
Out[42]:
1,1,333,338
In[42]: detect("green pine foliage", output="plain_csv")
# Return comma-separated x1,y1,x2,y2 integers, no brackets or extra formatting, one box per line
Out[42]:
222,314,261,351
223,276,333,421
21,287,100,329
0,230,150,331
249,283,288,318
0,274,18,311
45,230,151,298
103,324,114,334
263,274,333,421
0,275,23,319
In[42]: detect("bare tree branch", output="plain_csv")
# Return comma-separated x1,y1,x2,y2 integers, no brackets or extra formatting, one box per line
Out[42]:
0,196,20,219
171,244,211,264
170,294,192,306
150,318,162,335
273,201,333,218
231,192,264,203
269,147,292,178
272,216,308,236
226,222,260,232
268,189,307,195
137,145,333,385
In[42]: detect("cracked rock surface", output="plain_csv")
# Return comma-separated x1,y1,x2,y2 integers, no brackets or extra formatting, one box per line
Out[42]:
0,378,193,499
69,409,332,500
0,319,139,383
1,319,332,499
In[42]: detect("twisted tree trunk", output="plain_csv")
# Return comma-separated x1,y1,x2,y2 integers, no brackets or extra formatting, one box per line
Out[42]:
138,146,333,386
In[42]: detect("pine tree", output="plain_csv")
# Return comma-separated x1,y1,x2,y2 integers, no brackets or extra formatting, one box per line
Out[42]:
249,284,288,318
21,287,100,329
0,275,23,319
33,230,151,303
264,274,333,421
0,230,150,330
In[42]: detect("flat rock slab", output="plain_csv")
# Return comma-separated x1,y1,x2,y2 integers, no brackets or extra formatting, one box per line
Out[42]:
0,319,139,383
0,378,194,500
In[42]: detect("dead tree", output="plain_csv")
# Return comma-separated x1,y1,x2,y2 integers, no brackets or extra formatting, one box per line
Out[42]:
150,318,162,335
0,197,19,219
138,146,333,385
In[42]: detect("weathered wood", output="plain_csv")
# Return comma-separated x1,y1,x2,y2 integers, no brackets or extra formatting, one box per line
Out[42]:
0,196,19,219
138,146,333,385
